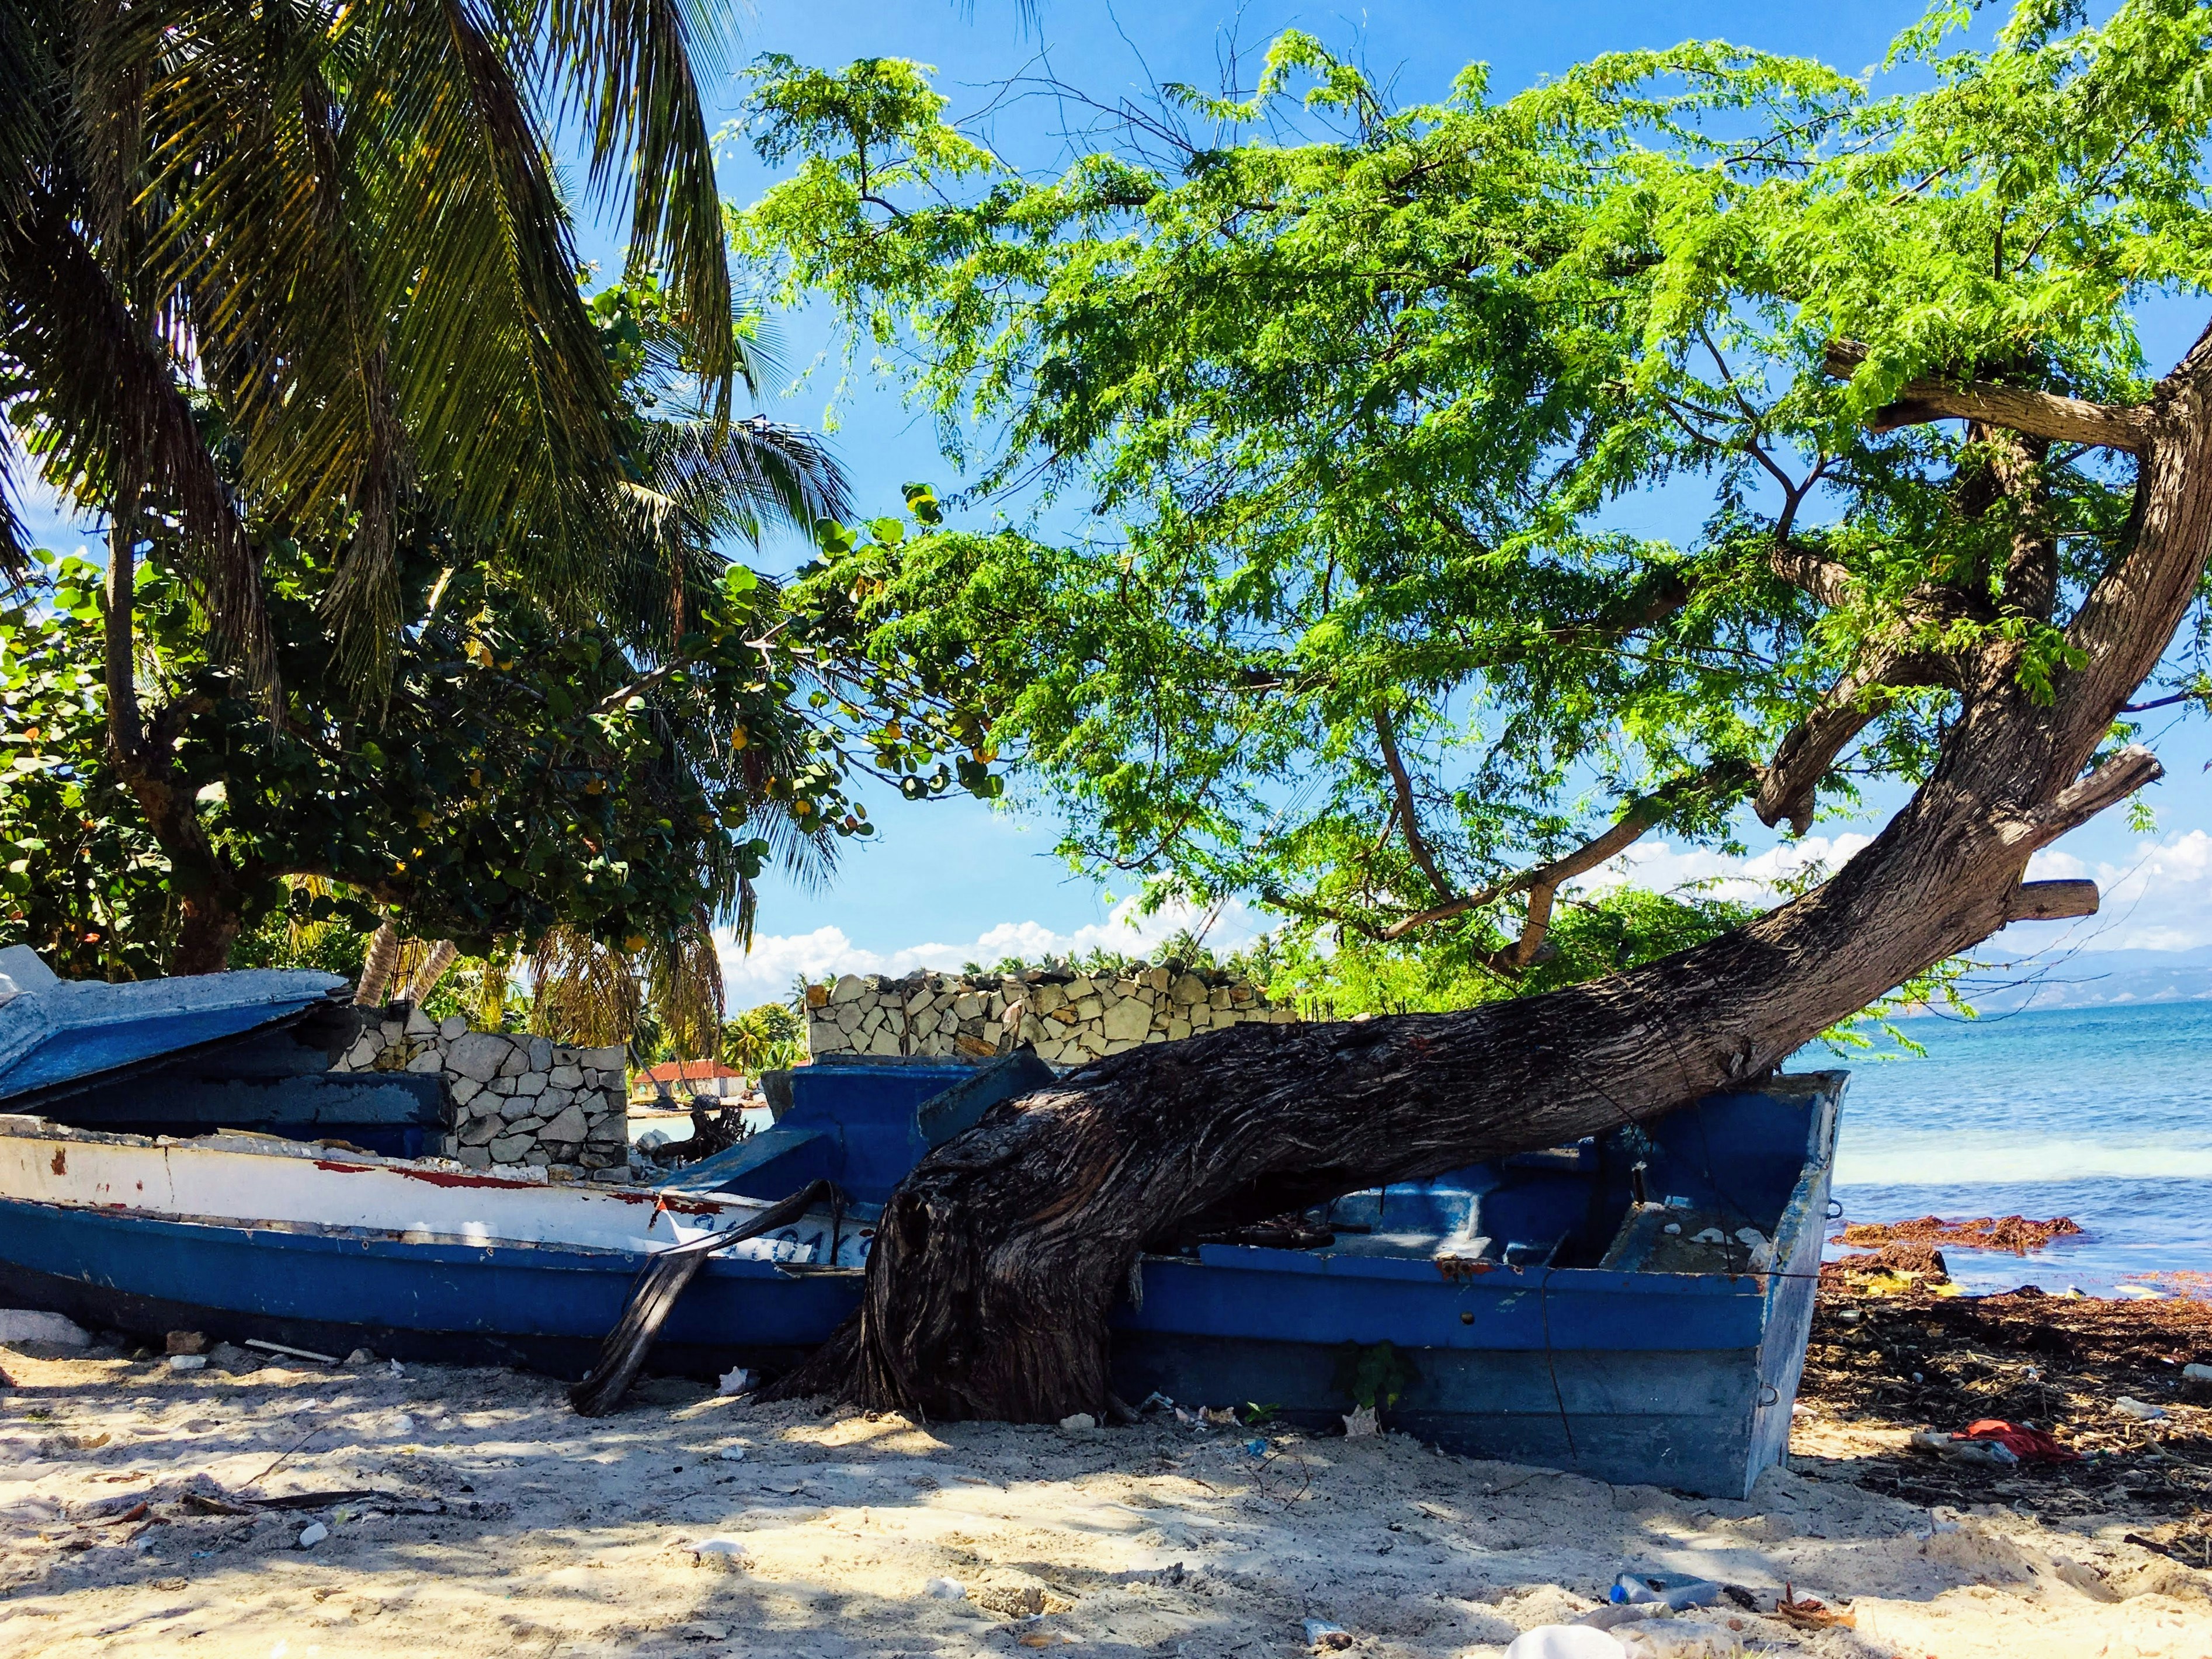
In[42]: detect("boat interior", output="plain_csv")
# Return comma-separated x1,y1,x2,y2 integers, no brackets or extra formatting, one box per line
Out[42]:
1270,1074,1841,1276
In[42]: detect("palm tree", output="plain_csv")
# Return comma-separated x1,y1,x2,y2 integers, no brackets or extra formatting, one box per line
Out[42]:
2,2,753,662
2,5,853,970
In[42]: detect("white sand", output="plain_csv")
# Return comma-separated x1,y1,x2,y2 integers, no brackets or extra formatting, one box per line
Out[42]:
0,1344,2204,1658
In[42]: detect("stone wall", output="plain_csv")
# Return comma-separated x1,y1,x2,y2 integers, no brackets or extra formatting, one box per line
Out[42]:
333,1006,628,1174
804,966,1292,1070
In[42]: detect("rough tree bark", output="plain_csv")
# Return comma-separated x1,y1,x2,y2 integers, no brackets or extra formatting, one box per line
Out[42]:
774,327,2212,1425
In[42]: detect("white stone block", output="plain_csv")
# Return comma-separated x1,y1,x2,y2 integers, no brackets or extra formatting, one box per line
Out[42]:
548,1064,584,1088
405,1050,443,1074
1171,973,1207,1005
450,1077,481,1106
526,1036,554,1071
513,1072,548,1097
582,1045,627,1071
497,1044,529,1077
404,1006,436,1039
540,1103,590,1142
445,1030,511,1083
439,1014,468,1040
1101,997,1152,1043
830,973,868,1005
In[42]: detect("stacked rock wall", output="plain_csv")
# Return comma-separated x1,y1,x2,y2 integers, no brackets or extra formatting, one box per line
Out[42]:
804,966,1293,1069
332,1006,628,1174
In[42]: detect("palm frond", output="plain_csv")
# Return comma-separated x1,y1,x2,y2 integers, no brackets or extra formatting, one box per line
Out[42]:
0,186,275,679
528,925,642,1047
539,0,738,404
644,907,725,1057
647,415,851,546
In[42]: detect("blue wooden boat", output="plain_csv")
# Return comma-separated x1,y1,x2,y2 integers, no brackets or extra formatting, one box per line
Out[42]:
0,955,1841,1497
0,946,449,1158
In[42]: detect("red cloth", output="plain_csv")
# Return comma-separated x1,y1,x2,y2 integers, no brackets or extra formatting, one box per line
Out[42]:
1956,1419,2081,1462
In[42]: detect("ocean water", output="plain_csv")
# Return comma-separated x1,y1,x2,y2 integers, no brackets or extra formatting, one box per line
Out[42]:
1815,1001,2212,1295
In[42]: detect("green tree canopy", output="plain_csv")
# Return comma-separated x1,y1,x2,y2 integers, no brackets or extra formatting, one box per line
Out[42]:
729,1,2212,986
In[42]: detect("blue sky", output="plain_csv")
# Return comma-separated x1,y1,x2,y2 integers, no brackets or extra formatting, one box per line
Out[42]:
22,1,2212,1000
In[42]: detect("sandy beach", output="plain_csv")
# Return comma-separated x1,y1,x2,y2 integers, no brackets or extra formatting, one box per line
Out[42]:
1,1287,2207,1659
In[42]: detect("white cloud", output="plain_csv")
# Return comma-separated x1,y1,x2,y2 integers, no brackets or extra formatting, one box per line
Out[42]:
714,894,1264,1007
2049,828,2212,950
1575,832,1876,905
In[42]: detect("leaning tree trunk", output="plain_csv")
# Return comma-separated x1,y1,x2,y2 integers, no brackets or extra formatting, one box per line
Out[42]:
775,334,2212,1425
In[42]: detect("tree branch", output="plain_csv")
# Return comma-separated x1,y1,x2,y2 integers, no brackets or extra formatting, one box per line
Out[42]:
1376,761,1752,946
1823,342,2150,453
1771,544,1855,609
1756,651,1956,835
2002,879,2099,924
1373,706,1452,903
2009,744,2164,848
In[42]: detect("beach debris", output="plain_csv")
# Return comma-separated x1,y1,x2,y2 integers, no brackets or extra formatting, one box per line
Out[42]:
1911,1430,2018,1467
2116,1285,2169,1300
1502,1628,1627,1659
165,1330,206,1355
718,1446,746,1462
718,1365,754,1396
1343,1405,1379,1439
1609,1569,1723,1611
246,1338,340,1365
391,1414,415,1435
1057,1412,1097,1432
1611,1620,1741,1659
686,1537,750,1571
1138,1391,1174,1412
1834,1214,2082,1255
1662,1223,1682,1235
1732,1228,1765,1248
0,1309,91,1346
386,1359,404,1377
2183,1363,2212,1382
168,1353,208,1372
1945,1419,2081,1462
1771,1587,1853,1632
297,1522,328,1549
925,1577,967,1600
1245,1437,1269,1456
1690,1228,1727,1244
2115,1396,2169,1421
345,1349,374,1365
1302,1619,1353,1650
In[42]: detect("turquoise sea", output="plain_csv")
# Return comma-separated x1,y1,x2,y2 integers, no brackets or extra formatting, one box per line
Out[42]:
1820,1000,2212,1296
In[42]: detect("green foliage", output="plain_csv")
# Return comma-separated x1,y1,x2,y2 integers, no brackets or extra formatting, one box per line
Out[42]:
723,1001,807,1074
1265,887,1762,1019
1,268,1005,981
728,2,2212,999
1332,1340,1419,1413
2,0,748,671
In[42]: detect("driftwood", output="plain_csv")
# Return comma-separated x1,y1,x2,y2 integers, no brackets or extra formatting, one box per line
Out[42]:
770,329,2212,1425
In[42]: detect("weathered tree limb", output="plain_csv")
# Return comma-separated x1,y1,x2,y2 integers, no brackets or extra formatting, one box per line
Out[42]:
1771,545,1855,609
1824,342,2151,452
2001,879,2100,924
1755,648,1957,835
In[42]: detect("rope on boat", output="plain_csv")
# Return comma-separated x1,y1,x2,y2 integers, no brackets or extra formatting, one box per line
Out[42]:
570,1178,845,1417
